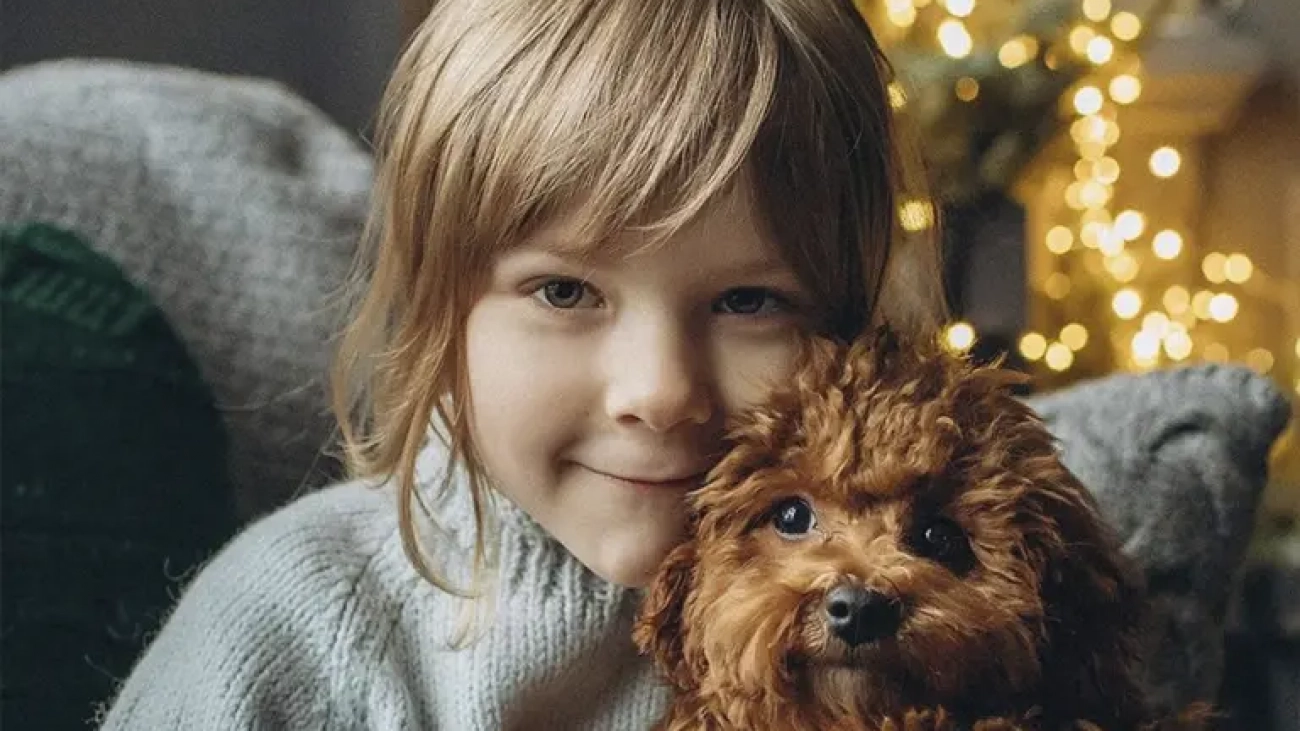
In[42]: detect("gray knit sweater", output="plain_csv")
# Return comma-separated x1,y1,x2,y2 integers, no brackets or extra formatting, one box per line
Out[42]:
99,446,671,730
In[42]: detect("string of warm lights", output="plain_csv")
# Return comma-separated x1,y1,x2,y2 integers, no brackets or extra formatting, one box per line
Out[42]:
1015,7,1298,394
865,0,1297,398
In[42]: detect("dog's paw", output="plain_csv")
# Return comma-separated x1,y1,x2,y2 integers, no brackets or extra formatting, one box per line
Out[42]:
1137,702,1221,731
877,708,1042,731
878,707,963,731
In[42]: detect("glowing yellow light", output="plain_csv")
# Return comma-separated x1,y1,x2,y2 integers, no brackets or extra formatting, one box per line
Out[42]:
1149,147,1181,178
1131,331,1161,361
1086,36,1115,65
1201,252,1227,283
1246,348,1275,373
1019,332,1048,361
1046,226,1074,254
1074,86,1104,115
1080,221,1107,248
1109,74,1142,104
1142,311,1171,336
1152,230,1183,260
1163,286,1191,314
1065,182,1086,211
1098,227,1125,256
1204,342,1229,362
998,37,1038,68
945,321,976,352
955,77,981,102
1096,156,1121,183
899,198,936,233
1077,141,1109,161
1112,288,1142,319
1295,338,1300,359
1105,252,1139,282
937,19,974,58
1224,253,1254,283
945,0,975,18
1208,293,1239,322
1080,209,1112,227
1045,342,1075,371
1071,115,1109,146
1192,290,1214,319
1111,11,1142,41
1069,25,1097,55
1079,180,1111,209
1044,272,1072,299
1089,205,1116,222
888,6,917,26
888,83,908,109
1060,323,1089,351
1083,0,1112,22
1164,330,1193,361
886,0,918,27
1101,118,1121,146
1114,210,1145,240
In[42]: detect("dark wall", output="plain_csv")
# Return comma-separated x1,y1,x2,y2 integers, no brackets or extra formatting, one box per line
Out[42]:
1,0,401,135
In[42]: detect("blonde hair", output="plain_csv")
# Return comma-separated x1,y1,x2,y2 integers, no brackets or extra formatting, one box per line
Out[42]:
332,0,946,597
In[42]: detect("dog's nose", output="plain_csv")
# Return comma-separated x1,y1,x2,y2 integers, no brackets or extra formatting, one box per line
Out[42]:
824,584,902,646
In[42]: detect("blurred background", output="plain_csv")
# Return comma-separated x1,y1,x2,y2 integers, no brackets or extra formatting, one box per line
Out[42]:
3,0,401,136
2,0,1297,728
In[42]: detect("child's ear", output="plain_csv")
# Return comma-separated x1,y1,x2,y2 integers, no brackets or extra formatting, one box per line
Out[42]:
632,540,699,691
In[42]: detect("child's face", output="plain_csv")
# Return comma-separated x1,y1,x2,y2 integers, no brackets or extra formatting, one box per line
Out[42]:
465,185,813,587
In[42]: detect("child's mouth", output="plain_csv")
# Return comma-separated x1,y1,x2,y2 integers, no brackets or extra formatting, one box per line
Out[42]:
583,465,705,491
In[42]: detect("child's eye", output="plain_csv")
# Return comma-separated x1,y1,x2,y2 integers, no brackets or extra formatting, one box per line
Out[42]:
716,287,788,316
533,278,601,309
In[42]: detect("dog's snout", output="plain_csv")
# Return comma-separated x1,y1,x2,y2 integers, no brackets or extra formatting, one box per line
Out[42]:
824,584,902,647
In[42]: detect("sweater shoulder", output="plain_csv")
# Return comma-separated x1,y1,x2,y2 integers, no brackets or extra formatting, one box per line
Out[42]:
100,479,423,728
230,478,405,573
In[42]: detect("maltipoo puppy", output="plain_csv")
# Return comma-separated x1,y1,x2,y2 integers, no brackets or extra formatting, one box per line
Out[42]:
634,329,1212,731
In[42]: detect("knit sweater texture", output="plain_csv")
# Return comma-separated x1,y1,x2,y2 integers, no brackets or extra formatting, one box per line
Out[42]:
99,444,671,730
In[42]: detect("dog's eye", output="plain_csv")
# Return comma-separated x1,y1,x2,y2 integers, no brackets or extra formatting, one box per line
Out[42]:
771,497,816,539
914,518,973,570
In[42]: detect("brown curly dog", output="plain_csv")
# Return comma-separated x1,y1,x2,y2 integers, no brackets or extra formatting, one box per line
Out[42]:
634,329,1214,731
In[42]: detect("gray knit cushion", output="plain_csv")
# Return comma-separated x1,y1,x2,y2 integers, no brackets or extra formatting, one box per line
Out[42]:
1029,364,1292,713
0,59,372,517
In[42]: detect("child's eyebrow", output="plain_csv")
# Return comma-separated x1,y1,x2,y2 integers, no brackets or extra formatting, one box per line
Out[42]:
520,234,801,284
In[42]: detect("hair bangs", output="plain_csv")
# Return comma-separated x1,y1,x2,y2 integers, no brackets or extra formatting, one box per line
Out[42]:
450,0,781,260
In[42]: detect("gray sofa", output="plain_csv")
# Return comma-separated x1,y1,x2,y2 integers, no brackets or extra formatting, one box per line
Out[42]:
0,60,1293,728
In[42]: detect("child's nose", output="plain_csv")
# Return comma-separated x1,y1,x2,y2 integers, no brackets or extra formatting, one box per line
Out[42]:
602,325,712,432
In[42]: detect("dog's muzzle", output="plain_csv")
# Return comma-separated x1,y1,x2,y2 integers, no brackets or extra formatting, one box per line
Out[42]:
824,584,904,647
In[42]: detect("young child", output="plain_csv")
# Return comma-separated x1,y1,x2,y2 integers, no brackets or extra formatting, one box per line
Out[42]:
100,0,945,727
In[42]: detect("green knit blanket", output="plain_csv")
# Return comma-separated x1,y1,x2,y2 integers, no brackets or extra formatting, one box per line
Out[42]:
1,222,237,730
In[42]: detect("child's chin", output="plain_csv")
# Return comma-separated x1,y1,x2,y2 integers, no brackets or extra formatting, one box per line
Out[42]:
574,531,682,588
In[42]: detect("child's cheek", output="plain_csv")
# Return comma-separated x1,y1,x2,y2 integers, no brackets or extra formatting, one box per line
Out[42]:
711,331,803,412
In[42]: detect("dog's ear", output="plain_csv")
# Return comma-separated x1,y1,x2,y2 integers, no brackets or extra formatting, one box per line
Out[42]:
633,540,700,691
1028,469,1150,727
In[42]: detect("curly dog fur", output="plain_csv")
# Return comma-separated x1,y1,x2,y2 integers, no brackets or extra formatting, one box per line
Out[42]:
634,330,1214,731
